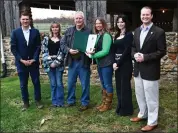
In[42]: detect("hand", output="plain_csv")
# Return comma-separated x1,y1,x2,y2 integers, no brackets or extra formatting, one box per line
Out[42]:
20,59,30,66
51,55,57,58
28,59,35,65
134,52,141,59
47,56,52,61
85,52,92,58
86,48,95,54
135,53,144,62
50,63,56,68
113,63,118,71
137,56,144,62
69,49,79,55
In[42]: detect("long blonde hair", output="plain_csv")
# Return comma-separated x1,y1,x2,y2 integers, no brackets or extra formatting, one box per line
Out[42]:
49,21,61,39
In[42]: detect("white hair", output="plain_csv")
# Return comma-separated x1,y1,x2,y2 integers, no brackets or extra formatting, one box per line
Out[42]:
74,11,85,19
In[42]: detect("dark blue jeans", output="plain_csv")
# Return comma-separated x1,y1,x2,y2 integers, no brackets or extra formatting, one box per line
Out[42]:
48,67,64,106
98,65,114,93
67,60,90,106
18,68,41,103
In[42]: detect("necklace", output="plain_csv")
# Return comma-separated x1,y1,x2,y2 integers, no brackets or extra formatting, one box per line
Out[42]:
51,37,59,43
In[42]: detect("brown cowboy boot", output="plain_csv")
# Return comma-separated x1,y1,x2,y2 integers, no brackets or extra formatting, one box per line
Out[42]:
99,93,113,112
96,89,107,110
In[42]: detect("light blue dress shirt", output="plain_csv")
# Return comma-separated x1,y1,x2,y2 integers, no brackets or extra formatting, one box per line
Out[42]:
140,23,153,48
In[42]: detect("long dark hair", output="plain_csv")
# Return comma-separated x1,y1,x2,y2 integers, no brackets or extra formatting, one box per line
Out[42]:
114,14,130,40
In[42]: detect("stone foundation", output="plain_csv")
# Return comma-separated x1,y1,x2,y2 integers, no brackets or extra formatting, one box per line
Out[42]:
2,32,178,82
161,32,178,81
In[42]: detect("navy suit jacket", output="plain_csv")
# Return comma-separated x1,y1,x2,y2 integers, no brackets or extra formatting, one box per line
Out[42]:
10,27,41,72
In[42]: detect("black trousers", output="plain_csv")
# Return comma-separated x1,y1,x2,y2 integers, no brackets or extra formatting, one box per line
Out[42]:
115,65,133,116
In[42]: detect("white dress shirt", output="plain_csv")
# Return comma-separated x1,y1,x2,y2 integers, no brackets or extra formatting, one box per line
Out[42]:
22,26,31,46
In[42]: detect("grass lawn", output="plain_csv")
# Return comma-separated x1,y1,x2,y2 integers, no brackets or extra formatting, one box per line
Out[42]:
1,76,177,132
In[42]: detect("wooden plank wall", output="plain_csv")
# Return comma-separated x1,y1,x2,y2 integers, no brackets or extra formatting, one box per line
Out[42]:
173,8,178,32
75,0,106,30
2,0,20,36
0,0,6,37
1,0,177,37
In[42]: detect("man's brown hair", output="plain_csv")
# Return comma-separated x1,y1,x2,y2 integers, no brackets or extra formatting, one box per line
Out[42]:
20,12,30,18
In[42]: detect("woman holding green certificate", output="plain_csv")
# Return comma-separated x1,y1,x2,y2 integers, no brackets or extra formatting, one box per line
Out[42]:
86,18,114,112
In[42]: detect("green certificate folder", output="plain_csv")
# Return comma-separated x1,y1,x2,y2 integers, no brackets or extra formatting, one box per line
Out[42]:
73,31,89,52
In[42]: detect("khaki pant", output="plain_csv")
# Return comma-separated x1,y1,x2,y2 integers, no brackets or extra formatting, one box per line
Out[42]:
134,73,159,126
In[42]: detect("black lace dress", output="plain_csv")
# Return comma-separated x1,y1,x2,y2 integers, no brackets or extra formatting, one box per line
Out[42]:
113,32,133,116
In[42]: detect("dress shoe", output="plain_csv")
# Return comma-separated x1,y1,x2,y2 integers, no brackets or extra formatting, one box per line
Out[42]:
50,104,57,108
49,104,57,110
56,105,64,108
36,101,44,109
65,103,76,107
130,117,147,122
141,125,158,132
22,103,30,111
78,105,89,112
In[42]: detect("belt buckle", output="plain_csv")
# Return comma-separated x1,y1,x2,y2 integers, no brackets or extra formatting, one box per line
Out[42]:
115,54,122,61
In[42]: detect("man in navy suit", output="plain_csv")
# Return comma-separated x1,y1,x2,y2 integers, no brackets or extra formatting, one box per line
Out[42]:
11,12,43,111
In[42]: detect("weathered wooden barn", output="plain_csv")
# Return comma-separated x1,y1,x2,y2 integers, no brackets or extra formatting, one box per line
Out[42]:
0,0,178,37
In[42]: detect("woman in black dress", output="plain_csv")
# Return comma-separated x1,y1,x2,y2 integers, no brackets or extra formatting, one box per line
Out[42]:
113,14,133,116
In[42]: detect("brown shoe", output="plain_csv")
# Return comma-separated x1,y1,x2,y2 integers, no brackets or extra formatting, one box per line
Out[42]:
78,105,89,112
36,101,43,109
130,117,147,122
141,125,158,132
64,103,76,107
22,102,30,111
